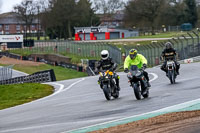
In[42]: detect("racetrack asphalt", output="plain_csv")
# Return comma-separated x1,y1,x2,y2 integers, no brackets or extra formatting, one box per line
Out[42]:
1,62,200,133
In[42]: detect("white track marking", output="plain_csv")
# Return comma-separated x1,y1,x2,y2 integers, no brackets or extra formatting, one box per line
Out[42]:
46,82,64,96
0,79,85,112
149,73,158,82
62,78,85,92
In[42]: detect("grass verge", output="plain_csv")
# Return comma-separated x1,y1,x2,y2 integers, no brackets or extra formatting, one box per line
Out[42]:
0,83,54,110
127,31,188,39
8,50,100,64
11,64,88,81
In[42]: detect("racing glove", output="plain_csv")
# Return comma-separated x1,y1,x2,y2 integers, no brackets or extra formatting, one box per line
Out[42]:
124,68,129,73
143,64,147,69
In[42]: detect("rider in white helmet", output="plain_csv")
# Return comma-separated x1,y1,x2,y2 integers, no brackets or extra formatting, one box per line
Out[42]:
97,50,120,91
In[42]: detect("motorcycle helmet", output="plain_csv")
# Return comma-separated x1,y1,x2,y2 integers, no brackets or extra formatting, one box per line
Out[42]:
101,50,109,60
165,42,173,49
129,49,137,59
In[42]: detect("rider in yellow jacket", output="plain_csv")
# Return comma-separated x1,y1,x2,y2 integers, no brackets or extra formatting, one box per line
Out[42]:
124,49,151,87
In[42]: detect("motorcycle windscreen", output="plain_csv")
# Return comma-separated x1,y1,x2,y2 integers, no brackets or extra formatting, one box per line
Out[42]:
130,65,139,76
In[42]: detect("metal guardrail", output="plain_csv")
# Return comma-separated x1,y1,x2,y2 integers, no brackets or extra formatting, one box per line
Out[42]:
0,69,56,85
124,30,200,67
0,65,13,81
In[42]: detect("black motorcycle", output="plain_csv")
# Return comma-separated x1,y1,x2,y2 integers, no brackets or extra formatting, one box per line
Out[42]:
166,60,177,84
99,70,119,100
126,65,149,100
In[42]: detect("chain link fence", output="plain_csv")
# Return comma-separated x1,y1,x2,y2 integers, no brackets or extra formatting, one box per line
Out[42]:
24,41,122,64
0,65,13,81
124,30,200,67
7,30,200,68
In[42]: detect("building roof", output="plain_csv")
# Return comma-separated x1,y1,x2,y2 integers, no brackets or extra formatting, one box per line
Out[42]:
98,10,124,22
0,12,38,25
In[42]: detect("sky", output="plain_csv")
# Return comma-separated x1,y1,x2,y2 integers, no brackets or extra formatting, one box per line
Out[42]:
0,0,23,13
0,0,129,14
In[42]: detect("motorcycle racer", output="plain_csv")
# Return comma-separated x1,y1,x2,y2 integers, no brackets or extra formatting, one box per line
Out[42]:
97,50,120,91
124,49,151,87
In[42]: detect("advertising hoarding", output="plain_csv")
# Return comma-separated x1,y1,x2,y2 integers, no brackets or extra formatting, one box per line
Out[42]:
0,35,23,42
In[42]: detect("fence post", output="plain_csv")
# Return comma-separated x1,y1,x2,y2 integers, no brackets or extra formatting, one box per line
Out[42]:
187,32,195,57
177,37,184,59
181,35,188,59
192,31,200,55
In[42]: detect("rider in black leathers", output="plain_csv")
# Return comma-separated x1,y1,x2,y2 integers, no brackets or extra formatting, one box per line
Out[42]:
160,42,180,75
97,50,120,91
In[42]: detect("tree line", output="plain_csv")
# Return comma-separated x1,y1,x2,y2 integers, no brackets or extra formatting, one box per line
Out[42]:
12,0,199,39
124,0,198,35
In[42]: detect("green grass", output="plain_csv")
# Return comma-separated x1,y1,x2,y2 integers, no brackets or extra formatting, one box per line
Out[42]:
8,50,99,64
8,49,31,56
10,64,88,81
60,52,100,64
127,31,188,39
27,36,50,40
0,83,54,110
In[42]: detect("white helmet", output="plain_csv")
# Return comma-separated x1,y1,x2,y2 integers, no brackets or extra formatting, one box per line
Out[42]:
101,50,109,60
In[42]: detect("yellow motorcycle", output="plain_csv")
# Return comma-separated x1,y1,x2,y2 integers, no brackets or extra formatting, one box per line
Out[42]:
99,70,119,100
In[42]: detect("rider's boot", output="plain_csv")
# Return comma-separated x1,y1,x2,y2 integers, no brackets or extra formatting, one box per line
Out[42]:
116,83,120,91
147,81,151,87
117,86,121,91
116,78,120,91
176,69,180,75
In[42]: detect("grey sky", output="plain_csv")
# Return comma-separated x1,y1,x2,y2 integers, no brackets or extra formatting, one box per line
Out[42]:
0,0,129,14
0,0,22,13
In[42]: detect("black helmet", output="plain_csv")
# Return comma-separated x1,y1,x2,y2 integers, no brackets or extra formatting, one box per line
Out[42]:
129,49,137,59
165,42,173,49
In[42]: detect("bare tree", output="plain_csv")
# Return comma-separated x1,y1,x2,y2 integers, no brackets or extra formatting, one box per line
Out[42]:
94,0,125,14
42,0,98,39
14,0,37,39
124,0,166,35
34,0,50,40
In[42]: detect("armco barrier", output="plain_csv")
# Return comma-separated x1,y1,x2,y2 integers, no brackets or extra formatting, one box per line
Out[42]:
0,69,56,85
0,52,21,60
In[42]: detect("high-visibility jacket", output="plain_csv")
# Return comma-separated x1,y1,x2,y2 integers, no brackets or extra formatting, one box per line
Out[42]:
124,54,147,69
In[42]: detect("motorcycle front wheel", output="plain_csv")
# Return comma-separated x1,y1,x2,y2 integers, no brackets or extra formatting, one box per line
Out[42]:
168,71,175,84
142,88,149,98
133,83,142,100
103,85,111,100
112,88,119,99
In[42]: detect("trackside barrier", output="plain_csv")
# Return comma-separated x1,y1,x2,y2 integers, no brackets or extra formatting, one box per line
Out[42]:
0,65,13,81
0,69,56,85
124,30,200,67
0,52,21,60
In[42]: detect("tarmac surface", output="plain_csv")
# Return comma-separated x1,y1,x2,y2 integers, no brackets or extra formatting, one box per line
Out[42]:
1,57,200,133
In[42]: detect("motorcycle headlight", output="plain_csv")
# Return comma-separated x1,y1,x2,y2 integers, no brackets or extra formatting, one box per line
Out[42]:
136,71,142,77
105,76,109,79
127,73,132,79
